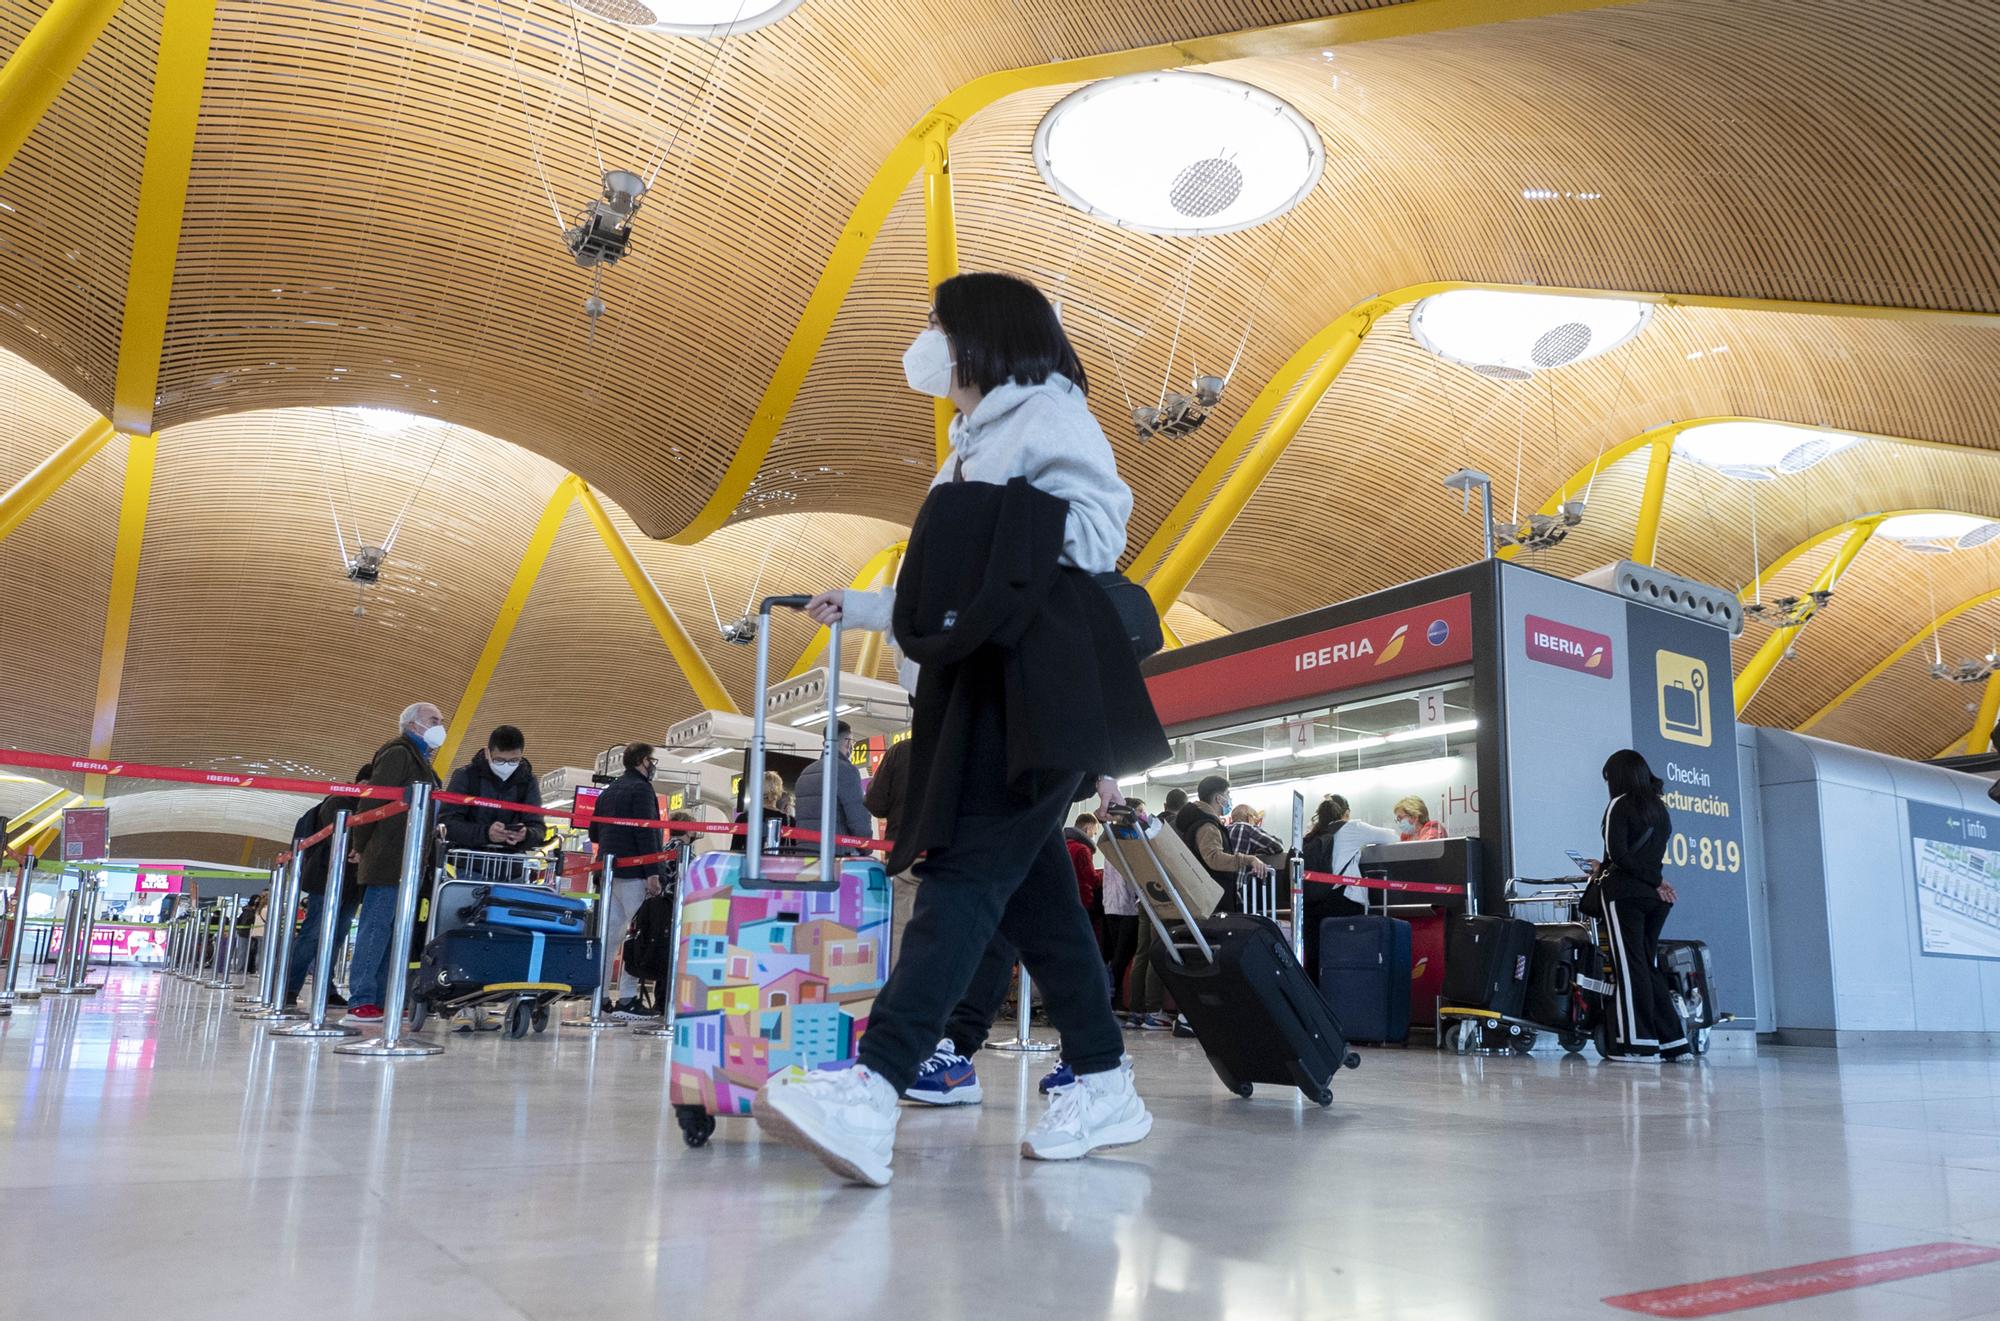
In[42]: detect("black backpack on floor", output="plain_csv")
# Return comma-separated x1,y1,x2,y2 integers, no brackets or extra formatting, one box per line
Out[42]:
622,893,675,983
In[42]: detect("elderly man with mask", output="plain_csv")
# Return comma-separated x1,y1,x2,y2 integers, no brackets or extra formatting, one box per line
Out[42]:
342,701,445,1026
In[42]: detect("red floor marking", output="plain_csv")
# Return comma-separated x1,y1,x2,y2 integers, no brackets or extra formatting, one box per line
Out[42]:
1603,1242,2000,1317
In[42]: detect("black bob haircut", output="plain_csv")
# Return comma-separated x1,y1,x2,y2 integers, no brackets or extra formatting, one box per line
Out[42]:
487,724,525,753
1602,748,1664,798
932,272,1088,398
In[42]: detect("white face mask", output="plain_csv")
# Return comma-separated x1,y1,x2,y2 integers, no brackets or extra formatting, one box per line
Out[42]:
902,328,956,398
420,723,447,751
489,758,520,780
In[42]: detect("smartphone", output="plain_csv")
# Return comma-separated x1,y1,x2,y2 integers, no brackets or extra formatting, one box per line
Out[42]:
1565,849,1594,875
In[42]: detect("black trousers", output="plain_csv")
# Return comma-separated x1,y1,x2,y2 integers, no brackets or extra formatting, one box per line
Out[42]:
1101,914,1141,1011
944,932,1017,1057
1603,888,1686,1055
857,783,1124,1093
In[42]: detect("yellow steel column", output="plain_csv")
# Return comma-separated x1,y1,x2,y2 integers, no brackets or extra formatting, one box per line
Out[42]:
1145,295,1399,615
789,540,907,678
112,0,219,434
0,0,125,177
1733,518,1879,713
436,476,582,769
0,417,117,543
574,482,738,715
1629,434,1675,566
1964,669,2000,755
923,134,959,469
83,432,158,799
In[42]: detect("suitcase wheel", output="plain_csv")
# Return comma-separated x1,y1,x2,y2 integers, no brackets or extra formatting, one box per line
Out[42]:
408,998,429,1034
1344,1052,1361,1071
504,1000,532,1039
1559,1031,1589,1056
1232,1081,1254,1099
1312,1085,1334,1108
531,1005,550,1034
676,1105,716,1149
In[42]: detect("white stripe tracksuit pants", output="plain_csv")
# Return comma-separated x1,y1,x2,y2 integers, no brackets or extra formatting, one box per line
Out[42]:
1603,890,1687,1057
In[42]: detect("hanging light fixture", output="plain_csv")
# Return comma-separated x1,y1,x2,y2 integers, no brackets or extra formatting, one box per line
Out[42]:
564,0,804,35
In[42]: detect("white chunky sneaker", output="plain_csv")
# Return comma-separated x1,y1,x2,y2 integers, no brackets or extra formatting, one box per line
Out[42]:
755,1066,901,1187
1021,1059,1152,1162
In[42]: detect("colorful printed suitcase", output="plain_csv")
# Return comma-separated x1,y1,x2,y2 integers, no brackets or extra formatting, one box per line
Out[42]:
667,595,893,1149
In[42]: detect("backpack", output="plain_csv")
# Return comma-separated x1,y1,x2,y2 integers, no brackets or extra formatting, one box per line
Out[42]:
621,893,675,982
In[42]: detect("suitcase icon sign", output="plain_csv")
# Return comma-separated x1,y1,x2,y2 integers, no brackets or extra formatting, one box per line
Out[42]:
1656,652,1711,746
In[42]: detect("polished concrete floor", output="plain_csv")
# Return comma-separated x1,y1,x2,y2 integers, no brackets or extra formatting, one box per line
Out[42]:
4,971,2000,1320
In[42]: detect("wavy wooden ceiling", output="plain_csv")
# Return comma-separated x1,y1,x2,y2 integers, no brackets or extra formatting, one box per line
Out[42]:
2,0,2000,810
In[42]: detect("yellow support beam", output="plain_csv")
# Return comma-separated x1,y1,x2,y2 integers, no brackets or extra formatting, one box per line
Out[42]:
789,540,908,677
0,416,117,543
0,0,125,177
1966,669,2000,755
1629,435,1675,566
1733,519,1879,714
666,0,1630,545
923,137,959,469
7,794,80,853
111,0,218,434
1799,587,2000,734
1739,509,1955,603
574,482,738,715
84,432,158,799
436,475,582,770
3,789,69,840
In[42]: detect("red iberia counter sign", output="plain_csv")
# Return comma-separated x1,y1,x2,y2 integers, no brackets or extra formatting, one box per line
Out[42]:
1148,595,1473,728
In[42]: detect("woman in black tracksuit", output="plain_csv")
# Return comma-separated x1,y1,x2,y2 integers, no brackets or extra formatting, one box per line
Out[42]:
1598,749,1689,1063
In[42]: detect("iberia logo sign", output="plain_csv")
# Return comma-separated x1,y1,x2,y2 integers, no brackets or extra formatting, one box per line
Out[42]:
1151,595,1473,728
1524,614,1613,679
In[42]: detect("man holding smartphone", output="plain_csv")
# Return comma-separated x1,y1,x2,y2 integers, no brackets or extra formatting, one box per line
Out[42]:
439,725,547,858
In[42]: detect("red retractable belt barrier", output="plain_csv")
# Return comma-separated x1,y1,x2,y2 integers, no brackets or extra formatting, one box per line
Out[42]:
276,800,407,864
430,790,576,819
1299,869,1467,896
0,748,399,800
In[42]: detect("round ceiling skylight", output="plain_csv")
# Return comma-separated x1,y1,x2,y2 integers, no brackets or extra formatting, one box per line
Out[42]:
1674,421,1861,480
1033,72,1325,237
1876,512,2000,552
1410,290,1652,376
565,0,803,35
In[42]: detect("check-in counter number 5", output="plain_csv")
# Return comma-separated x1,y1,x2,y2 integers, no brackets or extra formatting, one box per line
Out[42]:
1418,689,1445,727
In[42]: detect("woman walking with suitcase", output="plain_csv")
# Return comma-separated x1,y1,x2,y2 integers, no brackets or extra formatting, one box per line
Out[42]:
754,272,1169,1186
1596,749,1690,1063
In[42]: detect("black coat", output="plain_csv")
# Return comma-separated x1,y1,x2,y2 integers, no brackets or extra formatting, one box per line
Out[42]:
590,770,664,880
439,750,548,853
297,791,362,896
886,478,1169,874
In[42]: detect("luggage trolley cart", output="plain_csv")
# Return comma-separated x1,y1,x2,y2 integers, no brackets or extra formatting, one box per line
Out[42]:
1436,881,1603,1056
410,849,577,1038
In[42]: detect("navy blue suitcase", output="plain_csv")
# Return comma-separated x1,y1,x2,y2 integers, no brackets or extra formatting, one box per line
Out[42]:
1317,916,1412,1044
415,926,601,1003
456,883,589,935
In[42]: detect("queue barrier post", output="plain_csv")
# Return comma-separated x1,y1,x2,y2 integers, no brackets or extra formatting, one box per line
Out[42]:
249,854,305,1022
38,871,78,990
202,894,242,990
238,865,282,1007
159,906,181,979
0,854,31,1013
174,907,206,981
632,839,689,1040
335,784,442,1058
275,808,359,1039
987,966,1057,1054
566,855,620,1030
46,873,95,996
72,875,102,995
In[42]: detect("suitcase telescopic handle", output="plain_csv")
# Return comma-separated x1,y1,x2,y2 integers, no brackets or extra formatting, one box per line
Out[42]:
745,594,840,892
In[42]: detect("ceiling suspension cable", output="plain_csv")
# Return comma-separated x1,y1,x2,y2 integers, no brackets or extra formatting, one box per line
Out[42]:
647,0,756,193
561,1,609,176
378,426,452,555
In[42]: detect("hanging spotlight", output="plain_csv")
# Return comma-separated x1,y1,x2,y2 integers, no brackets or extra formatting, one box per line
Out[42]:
1132,381,1218,441
720,613,758,645
1931,654,2000,685
346,544,387,584
1742,589,1832,628
1495,500,1587,553
565,169,647,268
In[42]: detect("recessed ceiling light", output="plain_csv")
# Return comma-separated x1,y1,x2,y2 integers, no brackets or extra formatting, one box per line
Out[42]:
1410,290,1651,376
1033,72,1324,237
564,0,803,35
1673,421,1860,480
1877,512,2000,552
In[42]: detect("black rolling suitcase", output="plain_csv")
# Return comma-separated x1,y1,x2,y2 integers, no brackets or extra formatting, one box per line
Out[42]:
1444,914,1536,1017
1150,916,1360,1105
